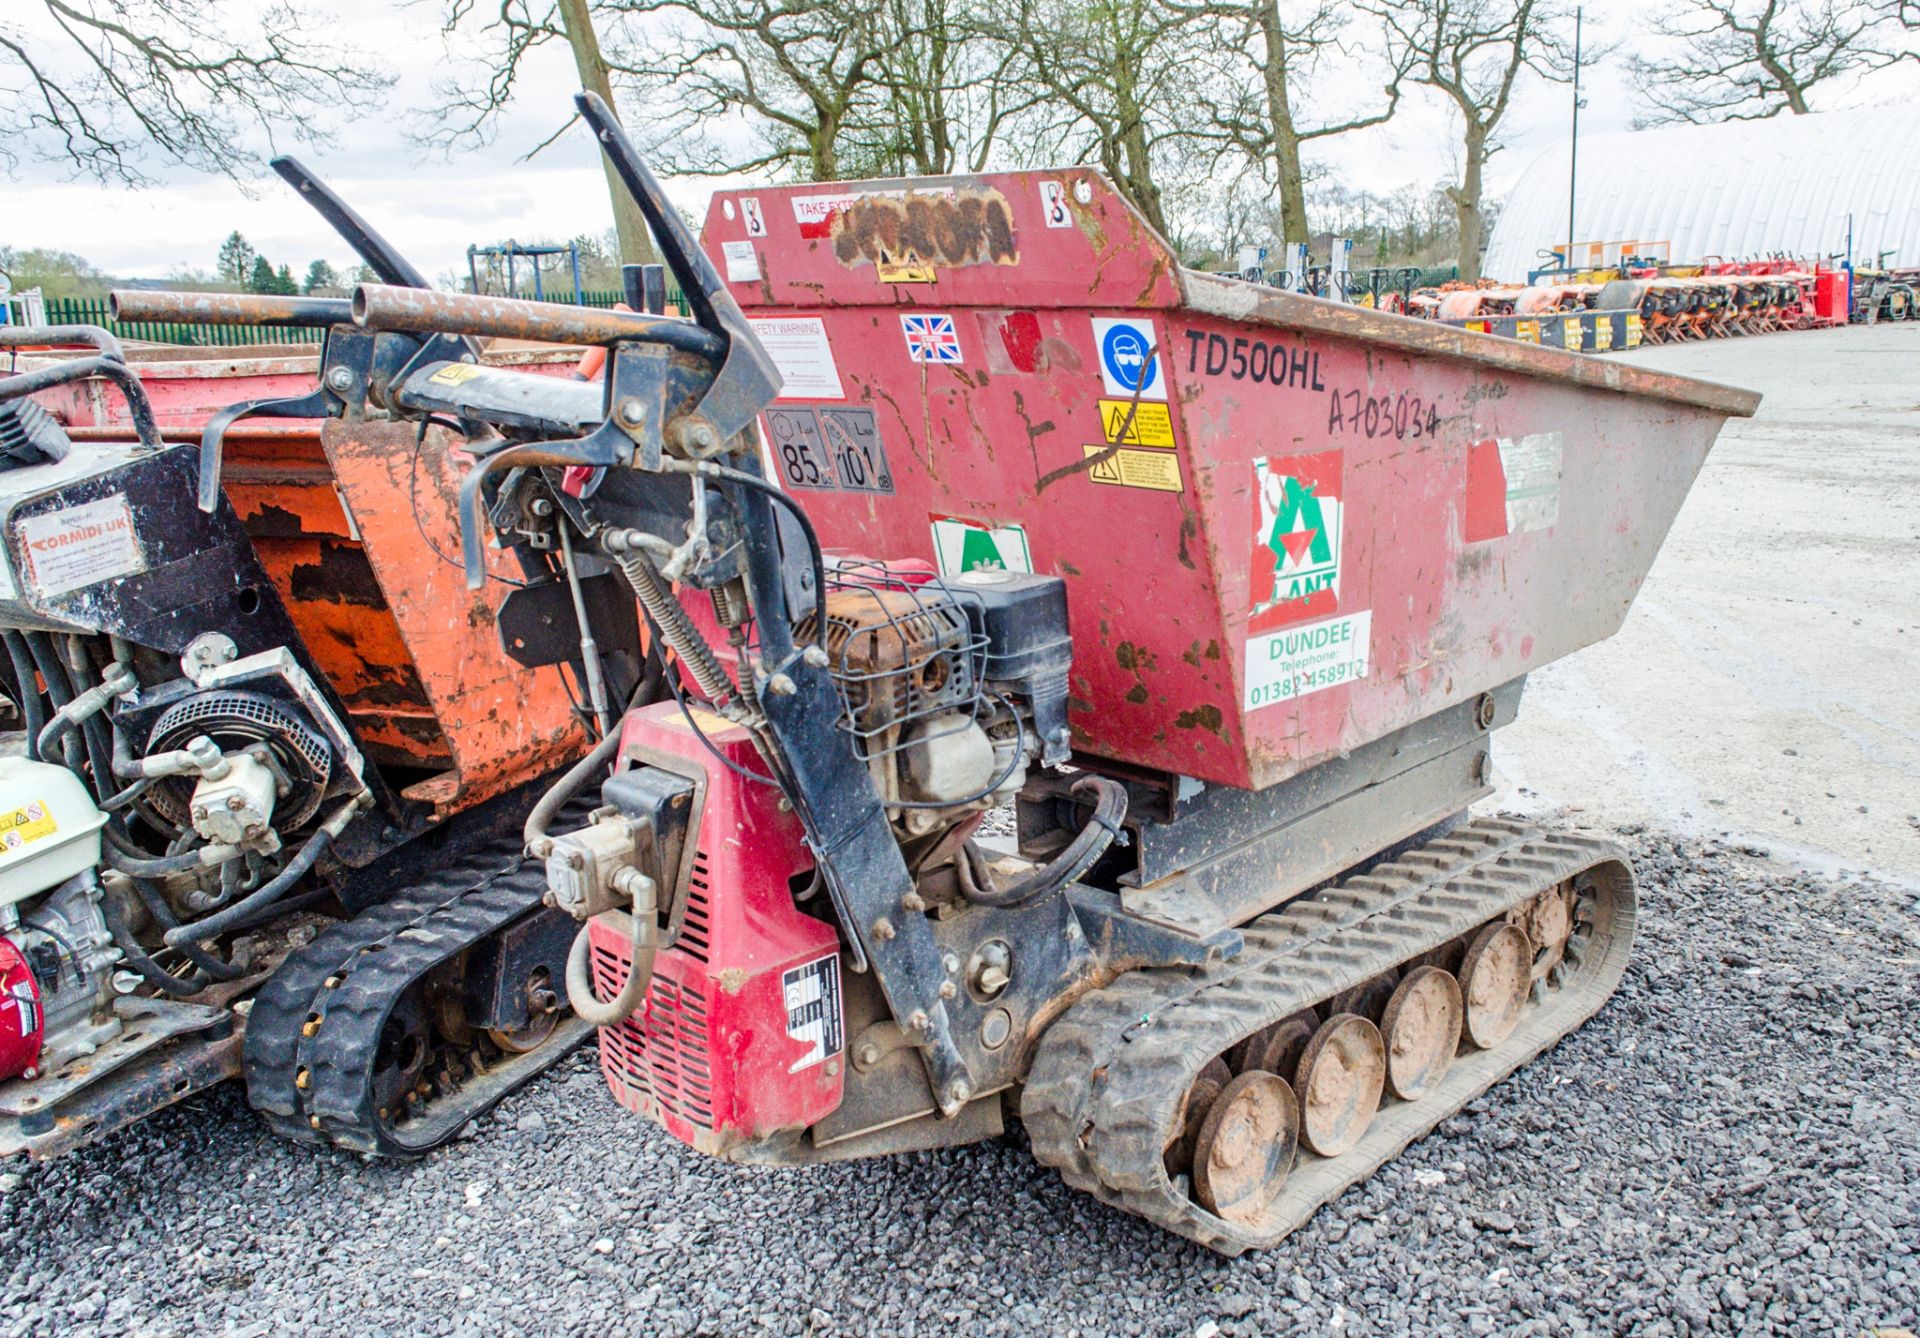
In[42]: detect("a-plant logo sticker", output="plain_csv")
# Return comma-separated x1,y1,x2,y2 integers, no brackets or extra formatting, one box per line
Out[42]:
1092,317,1166,400
1250,450,1343,633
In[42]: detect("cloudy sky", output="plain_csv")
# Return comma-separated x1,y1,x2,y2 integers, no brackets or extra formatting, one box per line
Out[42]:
2,0,1908,284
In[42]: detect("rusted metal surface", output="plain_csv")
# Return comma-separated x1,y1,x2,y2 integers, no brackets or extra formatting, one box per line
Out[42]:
110,289,353,328
320,417,587,811
18,345,586,431
353,283,725,355
699,168,1757,791
830,188,1019,272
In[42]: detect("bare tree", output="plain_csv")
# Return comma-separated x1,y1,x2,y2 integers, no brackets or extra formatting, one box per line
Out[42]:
991,0,1206,236
0,0,388,185
844,0,1037,177
425,1,658,263
1183,1,1408,244
593,0,893,182
1628,0,1885,123
1364,0,1570,281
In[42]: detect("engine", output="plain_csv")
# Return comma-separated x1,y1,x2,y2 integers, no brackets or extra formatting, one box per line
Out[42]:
806,559,1072,844
0,757,118,1082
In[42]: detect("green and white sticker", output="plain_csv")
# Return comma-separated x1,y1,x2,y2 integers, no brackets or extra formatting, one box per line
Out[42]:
1244,611,1370,711
930,515,1032,577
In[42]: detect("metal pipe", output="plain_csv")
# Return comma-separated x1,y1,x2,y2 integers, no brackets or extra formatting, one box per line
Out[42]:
0,324,126,361
352,283,725,357
0,355,161,448
110,290,353,329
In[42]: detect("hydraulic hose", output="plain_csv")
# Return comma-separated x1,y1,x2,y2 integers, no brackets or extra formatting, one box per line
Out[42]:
23,633,84,776
164,796,361,946
2,632,48,761
102,822,241,877
99,889,206,998
962,776,1128,911
523,726,624,854
564,879,658,1027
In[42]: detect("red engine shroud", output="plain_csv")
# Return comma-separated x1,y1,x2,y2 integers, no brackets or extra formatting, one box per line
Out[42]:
0,935,44,1082
589,703,844,1155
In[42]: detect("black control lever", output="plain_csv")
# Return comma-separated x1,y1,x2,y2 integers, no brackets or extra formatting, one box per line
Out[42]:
574,93,781,450
271,156,432,290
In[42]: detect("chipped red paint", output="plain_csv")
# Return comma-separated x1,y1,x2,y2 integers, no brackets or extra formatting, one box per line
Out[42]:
703,170,1757,791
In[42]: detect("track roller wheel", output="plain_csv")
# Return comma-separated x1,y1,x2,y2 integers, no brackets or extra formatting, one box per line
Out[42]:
1459,922,1530,1048
1294,1013,1385,1157
1164,1058,1232,1177
1192,1072,1299,1225
1326,969,1401,1023
1378,965,1463,1100
1231,1008,1318,1078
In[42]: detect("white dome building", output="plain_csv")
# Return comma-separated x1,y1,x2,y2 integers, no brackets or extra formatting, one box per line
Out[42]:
1482,104,1920,282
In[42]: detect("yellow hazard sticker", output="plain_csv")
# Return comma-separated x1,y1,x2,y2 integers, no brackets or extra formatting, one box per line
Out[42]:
658,706,741,738
429,362,483,386
1592,320,1614,352
1097,399,1176,448
0,800,57,853
1083,444,1183,492
1561,321,1584,351
877,261,937,284
1626,314,1645,347
1514,319,1541,344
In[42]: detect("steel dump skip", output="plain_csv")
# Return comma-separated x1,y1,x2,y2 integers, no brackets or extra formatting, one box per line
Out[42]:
702,173,1759,791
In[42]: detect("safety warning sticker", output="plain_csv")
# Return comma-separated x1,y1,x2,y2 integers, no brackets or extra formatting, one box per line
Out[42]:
1083,444,1182,492
1092,316,1165,400
1250,450,1342,634
930,515,1032,577
783,954,844,1074
1039,180,1073,228
878,259,938,284
1097,399,1175,447
1244,611,1371,712
721,240,760,283
741,196,766,237
0,800,57,851
1464,432,1562,543
763,407,894,494
16,493,145,598
428,362,482,386
901,313,963,364
747,316,845,400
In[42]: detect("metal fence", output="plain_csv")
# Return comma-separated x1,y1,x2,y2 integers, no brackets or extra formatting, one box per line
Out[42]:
43,285,686,349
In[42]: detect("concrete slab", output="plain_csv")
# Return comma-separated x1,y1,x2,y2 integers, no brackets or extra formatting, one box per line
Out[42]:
1491,323,1920,885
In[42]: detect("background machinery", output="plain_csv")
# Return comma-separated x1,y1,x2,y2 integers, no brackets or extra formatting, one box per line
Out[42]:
2,95,1758,1253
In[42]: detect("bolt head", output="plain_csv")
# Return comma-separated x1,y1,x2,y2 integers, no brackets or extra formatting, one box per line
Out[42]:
618,400,646,425
946,1079,971,1105
226,794,248,811
326,366,354,391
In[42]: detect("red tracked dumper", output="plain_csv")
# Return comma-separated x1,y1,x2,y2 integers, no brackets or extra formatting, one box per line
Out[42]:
48,94,1757,1252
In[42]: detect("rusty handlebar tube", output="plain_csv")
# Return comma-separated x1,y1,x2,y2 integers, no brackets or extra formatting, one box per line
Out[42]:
351,284,726,359
110,290,354,329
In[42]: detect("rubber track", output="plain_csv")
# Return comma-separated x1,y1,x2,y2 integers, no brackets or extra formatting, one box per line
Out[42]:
242,842,520,1146
1021,818,1638,1255
242,830,592,1156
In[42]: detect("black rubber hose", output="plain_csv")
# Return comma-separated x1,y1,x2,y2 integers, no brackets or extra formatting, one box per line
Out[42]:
99,890,206,998
962,776,1128,911
164,827,334,947
2,633,47,761
101,825,225,878
524,726,624,850
23,633,83,776
66,637,120,807
123,875,245,981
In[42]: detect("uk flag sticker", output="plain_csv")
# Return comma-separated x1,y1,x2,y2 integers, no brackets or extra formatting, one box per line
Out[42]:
901,313,963,364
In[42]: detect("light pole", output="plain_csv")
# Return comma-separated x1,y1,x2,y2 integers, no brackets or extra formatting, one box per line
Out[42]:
1567,6,1584,269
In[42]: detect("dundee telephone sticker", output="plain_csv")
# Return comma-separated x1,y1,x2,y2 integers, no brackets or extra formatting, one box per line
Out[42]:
783,954,843,1073
1244,611,1371,711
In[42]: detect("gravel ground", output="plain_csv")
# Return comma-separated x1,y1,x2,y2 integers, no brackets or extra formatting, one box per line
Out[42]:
2,826,1916,1338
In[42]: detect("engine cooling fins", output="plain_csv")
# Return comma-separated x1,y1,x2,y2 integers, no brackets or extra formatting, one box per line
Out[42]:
1020,818,1637,1255
242,832,588,1157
